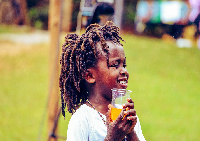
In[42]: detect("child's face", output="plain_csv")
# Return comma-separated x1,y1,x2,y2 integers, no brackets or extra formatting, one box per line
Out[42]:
93,41,129,100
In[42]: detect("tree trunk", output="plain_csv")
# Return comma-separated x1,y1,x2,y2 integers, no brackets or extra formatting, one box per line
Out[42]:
48,0,62,140
62,0,73,32
18,0,28,25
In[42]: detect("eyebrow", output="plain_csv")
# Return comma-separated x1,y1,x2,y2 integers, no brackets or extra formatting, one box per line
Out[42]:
109,57,126,63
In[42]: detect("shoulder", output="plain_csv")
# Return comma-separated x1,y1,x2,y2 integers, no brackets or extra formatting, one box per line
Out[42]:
67,104,93,141
68,104,91,126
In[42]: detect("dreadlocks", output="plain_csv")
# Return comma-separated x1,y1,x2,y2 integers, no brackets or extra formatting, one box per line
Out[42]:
59,21,124,117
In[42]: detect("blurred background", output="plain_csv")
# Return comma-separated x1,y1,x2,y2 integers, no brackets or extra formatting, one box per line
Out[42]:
0,0,200,141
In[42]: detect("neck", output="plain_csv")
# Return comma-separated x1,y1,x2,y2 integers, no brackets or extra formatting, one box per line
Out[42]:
87,94,111,115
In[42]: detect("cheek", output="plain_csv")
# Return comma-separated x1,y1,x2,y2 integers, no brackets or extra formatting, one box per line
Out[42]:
106,72,119,85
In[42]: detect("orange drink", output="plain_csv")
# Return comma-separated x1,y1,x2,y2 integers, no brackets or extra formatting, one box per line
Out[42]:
111,107,122,121
111,88,132,121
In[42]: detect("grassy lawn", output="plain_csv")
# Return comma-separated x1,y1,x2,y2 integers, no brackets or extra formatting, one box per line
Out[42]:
123,35,200,140
0,32,200,140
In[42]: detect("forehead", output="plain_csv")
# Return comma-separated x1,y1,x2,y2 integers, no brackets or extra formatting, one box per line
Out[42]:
106,41,125,59
97,41,125,59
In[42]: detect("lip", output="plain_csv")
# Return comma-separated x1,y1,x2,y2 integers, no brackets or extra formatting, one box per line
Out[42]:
117,77,128,89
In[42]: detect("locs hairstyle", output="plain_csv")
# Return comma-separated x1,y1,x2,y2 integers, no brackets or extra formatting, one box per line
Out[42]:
59,21,124,117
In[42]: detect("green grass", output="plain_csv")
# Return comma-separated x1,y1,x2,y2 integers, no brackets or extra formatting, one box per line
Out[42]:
0,43,49,140
124,35,200,140
0,34,200,141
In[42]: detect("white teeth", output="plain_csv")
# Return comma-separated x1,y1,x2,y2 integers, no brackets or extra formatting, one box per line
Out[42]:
119,81,126,84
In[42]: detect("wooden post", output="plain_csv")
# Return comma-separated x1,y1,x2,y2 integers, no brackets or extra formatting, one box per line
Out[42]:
48,0,63,140
62,0,73,32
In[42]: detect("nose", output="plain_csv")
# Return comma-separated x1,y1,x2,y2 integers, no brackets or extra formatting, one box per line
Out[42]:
120,67,129,78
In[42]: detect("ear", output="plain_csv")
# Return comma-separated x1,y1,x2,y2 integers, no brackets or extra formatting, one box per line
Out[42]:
84,69,96,84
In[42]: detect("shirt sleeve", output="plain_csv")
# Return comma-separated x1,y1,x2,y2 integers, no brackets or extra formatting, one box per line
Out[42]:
134,116,146,141
66,113,89,141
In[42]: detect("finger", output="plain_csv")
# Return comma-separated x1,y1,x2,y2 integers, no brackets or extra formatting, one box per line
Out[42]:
108,104,115,109
123,103,134,109
123,116,137,134
124,109,136,116
126,116,137,129
127,116,137,122
106,105,112,124
127,98,134,103
124,98,134,110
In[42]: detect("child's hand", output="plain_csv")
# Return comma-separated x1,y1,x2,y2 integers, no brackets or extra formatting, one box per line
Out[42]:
105,98,137,141
122,98,137,133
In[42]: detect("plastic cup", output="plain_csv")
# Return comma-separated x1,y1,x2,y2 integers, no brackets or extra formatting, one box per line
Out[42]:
111,88,132,121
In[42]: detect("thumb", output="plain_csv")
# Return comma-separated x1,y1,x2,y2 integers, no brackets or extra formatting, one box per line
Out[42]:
106,104,113,125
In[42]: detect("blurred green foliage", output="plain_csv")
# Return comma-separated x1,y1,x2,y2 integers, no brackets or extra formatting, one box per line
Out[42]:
28,6,49,30
123,0,138,31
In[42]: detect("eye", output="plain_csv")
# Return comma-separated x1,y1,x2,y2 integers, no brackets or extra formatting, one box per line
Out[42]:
123,60,127,68
123,63,127,68
109,60,120,68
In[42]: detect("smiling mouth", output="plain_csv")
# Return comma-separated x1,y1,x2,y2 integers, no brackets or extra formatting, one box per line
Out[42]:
118,79,128,88
119,80,127,85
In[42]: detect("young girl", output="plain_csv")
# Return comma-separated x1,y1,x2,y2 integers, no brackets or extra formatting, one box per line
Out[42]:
59,21,145,141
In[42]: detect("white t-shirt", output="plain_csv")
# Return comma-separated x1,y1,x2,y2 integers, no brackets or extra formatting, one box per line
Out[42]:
67,104,146,141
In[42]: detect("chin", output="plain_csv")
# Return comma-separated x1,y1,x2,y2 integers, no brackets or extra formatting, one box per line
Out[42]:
118,85,128,89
